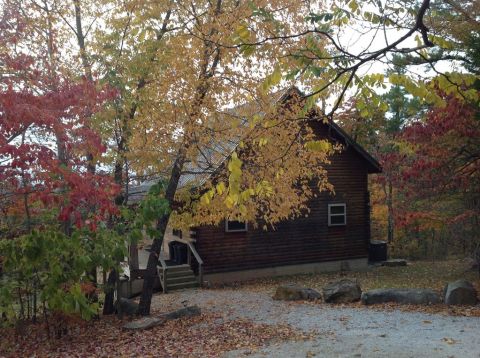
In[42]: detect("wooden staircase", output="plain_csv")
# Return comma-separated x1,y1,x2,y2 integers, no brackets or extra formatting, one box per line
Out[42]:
157,239,204,293
157,264,199,292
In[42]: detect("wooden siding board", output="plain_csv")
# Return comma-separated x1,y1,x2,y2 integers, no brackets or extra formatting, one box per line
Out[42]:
195,121,372,274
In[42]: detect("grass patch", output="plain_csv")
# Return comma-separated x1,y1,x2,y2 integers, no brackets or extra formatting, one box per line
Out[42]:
216,259,479,294
212,260,480,317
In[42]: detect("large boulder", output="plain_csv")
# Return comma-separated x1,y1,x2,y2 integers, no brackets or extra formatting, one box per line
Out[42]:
361,288,440,305
272,284,321,301
444,279,478,306
322,279,362,303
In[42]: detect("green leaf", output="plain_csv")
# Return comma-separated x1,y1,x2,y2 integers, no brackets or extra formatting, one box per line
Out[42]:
304,140,332,152
348,0,359,13
216,182,226,195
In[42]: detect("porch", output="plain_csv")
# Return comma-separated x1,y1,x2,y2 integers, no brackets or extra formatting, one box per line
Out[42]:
119,232,203,298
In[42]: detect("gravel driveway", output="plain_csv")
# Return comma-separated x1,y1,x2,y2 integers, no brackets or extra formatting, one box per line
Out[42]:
153,288,480,358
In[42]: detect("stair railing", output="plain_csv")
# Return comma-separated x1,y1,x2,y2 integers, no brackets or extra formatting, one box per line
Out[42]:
185,241,203,287
170,237,204,287
157,256,168,293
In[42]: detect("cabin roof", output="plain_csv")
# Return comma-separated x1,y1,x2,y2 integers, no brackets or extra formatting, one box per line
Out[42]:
128,86,381,203
277,86,381,174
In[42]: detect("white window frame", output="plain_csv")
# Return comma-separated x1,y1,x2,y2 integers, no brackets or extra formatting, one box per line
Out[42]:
225,220,248,233
328,203,346,226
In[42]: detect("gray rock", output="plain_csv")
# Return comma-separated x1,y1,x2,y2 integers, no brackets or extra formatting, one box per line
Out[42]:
123,316,164,330
302,288,322,300
272,284,321,301
323,279,362,303
162,305,201,320
382,259,407,267
361,288,440,305
122,305,201,330
444,280,478,306
115,298,139,318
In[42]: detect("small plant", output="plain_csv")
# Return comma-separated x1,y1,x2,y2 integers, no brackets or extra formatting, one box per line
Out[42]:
0,226,125,337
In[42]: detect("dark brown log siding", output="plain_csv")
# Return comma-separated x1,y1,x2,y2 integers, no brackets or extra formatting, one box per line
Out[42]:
195,122,371,274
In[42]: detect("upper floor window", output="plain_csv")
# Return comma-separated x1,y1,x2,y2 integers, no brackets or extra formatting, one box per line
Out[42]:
328,203,346,226
225,220,247,232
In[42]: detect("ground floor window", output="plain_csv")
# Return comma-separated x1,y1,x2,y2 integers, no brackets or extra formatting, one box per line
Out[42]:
328,203,346,226
225,220,247,232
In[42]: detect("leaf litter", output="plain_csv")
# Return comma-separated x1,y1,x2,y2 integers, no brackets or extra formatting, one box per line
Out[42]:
0,312,314,358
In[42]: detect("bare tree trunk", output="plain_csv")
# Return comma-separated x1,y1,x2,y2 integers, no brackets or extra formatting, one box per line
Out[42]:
72,0,102,287
18,288,24,320
102,269,118,315
20,132,31,232
431,228,435,263
137,153,186,315
72,0,93,82
72,0,95,175
56,132,72,236
113,160,125,205
386,180,394,243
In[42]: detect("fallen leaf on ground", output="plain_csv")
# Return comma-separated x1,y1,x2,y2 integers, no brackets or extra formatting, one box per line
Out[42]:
442,337,459,345
0,313,314,358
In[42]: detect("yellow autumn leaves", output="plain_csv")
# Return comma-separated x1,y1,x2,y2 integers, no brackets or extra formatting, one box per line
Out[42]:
200,151,273,218
199,135,332,222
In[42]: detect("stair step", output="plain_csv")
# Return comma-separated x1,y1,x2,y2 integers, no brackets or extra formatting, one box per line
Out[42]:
157,264,199,292
166,275,196,284
165,270,195,278
166,264,191,272
168,281,199,290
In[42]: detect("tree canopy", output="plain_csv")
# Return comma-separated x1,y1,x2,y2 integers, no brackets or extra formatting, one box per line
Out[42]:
0,0,478,320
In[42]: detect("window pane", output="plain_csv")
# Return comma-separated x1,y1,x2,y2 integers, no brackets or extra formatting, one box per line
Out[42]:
330,215,345,225
330,205,345,215
227,220,246,231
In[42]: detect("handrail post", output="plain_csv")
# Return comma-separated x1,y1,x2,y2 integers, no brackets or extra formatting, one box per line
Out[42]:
163,267,167,294
185,242,203,287
158,256,168,294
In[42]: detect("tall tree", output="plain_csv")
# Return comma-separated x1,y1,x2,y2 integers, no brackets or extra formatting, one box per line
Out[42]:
0,1,116,234
5,0,478,317
394,93,479,257
0,2,124,324
126,0,329,316
113,0,467,315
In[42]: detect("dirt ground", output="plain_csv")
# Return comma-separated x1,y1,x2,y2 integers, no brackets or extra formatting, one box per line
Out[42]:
153,287,480,358
2,260,479,357
150,260,480,357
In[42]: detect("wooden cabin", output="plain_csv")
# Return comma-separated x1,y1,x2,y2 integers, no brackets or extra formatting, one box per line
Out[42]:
125,88,381,294
192,119,381,283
